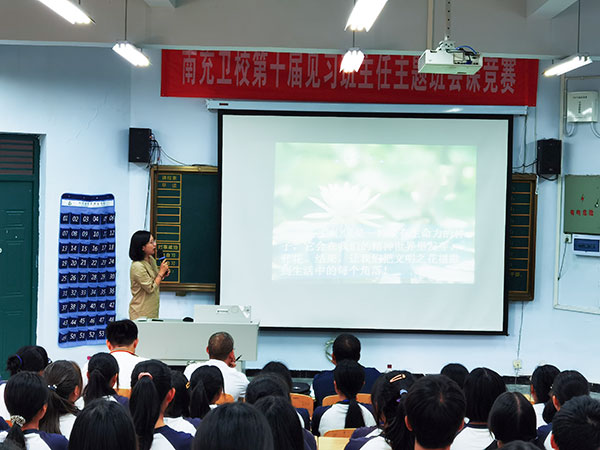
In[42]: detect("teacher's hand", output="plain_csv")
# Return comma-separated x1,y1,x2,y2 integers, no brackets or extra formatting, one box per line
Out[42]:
158,259,169,278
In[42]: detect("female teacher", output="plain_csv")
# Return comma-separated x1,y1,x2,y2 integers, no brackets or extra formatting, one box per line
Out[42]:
128,230,170,320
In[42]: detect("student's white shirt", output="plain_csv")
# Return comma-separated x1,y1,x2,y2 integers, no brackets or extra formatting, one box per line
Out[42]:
533,402,547,428
0,384,7,421
163,417,198,436
361,436,391,450
151,425,194,450
0,429,68,450
450,425,494,450
318,403,376,437
59,413,77,439
544,432,553,450
82,350,147,390
183,359,249,401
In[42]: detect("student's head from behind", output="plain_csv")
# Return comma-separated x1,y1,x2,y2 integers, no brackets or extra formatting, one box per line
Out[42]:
441,363,469,388
332,334,361,363
6,345,49,376
404,375,466,450
254,396,304,450
83,353,119,405
551,396,600,450
333,359,365,400
129,230,153,261
69,399,137,450
194,402,274,450
371,370,415,425
189,365,224,419
130,360,175,450
501,441,542,450
105,319,139,350
463,367,506,423
530,364,559,404
40,360,83,434
245,373,289,405
165,370,190,419
551,370,589,411
261,361,293,393
206,331,235,362
4,372,49,449
488,392,537,446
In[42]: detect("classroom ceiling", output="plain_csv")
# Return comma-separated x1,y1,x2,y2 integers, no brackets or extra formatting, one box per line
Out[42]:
0,0,599,59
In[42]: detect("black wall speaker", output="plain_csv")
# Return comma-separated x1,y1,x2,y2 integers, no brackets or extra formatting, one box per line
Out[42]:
536,139,561,176
129,128,152,163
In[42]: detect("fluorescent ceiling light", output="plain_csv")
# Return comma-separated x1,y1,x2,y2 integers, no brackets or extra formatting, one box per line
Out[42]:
544,54,592,77
36,0,93,24
112,42,151,67
340,48,365,73
346,0,388,32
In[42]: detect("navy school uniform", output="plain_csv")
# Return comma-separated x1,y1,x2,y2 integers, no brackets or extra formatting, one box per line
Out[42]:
163,416,201,436
0,417,8,431
346,427,381,450
312,400,376,437
0,429,68,450
297,407,310,429
152,425,194,450
303,428,317,450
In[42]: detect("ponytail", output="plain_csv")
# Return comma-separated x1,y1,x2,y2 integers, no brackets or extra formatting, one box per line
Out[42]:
83,353,118,406
383,398,413,450
130,360,172,450
4,372,49,450
5,346,47,376
189,378,211,419
40,360,81,434
334,360,367,429
165,370,189,419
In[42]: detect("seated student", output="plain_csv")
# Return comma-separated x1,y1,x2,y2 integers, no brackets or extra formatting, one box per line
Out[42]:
530,365,559,428
254,396,305,450
404,375,466,450
486,392,543,450
82,320,146,391
40,361,82,439
245,374,316,450
82,353,127,407
193,403,273,450
538,370,589,450
349,371,416,450
451,368,506,450
313,334,380,406
164,371,199,436
551,395,600,450
261,361,310,429
0,346,50,420
183,332,248,401
441,363,469,388
0,372,68,450
312,360,376,437
188,366,224,419
130,360,194,450
68,399,137,450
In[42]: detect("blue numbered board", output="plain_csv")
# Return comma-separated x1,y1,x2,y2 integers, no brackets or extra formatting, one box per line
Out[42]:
58,194,116,347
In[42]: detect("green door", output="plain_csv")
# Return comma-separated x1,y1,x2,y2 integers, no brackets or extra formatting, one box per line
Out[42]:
0,135,39,379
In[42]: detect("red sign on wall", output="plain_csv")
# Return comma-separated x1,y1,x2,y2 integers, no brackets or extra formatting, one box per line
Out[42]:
161,50,538,106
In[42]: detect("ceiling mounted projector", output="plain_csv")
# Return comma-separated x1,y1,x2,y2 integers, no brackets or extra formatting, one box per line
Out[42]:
418,39,483,75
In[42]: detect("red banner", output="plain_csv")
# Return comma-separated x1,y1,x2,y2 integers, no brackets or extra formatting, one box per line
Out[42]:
161,50,538,107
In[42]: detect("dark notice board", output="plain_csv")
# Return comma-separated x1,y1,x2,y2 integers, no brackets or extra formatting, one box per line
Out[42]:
150,166,219,292
508,174,537,301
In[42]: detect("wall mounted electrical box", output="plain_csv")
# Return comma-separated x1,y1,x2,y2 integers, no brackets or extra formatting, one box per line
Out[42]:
567,91,598,123
564,175,600,234
573,234,600,256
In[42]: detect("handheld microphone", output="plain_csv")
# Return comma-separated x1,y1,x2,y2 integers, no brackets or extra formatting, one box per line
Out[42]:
156,248,166,262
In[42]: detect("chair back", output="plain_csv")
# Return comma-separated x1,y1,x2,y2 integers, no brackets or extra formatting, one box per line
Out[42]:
116,388,131,398
323,428,356,438
317,436,351,450
215,392,234,404
356,393,371,404
290,393,314,417
322,394,341,407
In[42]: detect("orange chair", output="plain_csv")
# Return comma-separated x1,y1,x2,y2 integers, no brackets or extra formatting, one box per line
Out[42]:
322,394,341,407
290,393,314,417
323,394,371,406
116,388,131,398
323,428,356,438
356,393,371,404
317,436,351,450
215,392,235,404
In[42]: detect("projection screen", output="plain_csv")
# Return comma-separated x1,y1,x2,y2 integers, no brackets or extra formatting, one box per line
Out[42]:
219,112,511,333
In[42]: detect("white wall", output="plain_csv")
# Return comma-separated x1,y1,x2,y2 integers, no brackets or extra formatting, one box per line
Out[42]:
4,44,600,381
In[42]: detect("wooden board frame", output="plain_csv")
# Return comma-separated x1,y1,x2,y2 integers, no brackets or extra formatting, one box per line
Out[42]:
150,165,218,293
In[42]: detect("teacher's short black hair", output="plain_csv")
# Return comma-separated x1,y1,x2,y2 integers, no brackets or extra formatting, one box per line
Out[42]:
129,230,152,261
